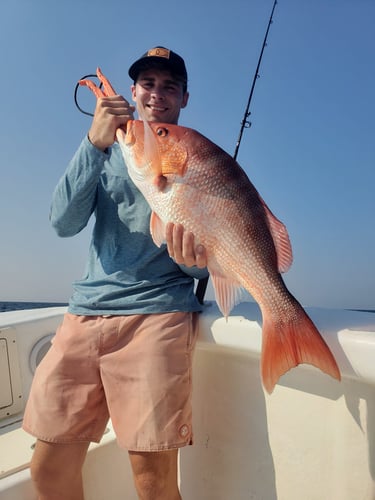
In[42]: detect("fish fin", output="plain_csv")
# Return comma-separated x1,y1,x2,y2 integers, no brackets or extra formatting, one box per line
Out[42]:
78,78,106,98
78,68,118,99
96,67,117,96
261,300,341,394
210,272,244,318
261,198,293,273
150,211,166,247
135,105,163,176
116,127,127,143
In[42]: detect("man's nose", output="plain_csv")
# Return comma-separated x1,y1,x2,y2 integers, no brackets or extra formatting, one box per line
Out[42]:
150,87,165,99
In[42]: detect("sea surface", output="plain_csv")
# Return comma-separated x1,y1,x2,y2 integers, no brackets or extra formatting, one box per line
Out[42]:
0,301,68,313
0,301,373,314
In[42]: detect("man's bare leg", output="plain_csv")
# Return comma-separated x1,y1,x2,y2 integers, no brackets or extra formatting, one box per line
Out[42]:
128,449,181,500
30,439,90,500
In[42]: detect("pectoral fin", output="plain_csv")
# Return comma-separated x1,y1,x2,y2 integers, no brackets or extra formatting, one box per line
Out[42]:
150,211,166,247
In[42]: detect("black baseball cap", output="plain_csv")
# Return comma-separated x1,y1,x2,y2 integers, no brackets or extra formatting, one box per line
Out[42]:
128,47,188,90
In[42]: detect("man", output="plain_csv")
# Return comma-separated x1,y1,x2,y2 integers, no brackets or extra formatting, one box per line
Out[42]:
23,47,208,500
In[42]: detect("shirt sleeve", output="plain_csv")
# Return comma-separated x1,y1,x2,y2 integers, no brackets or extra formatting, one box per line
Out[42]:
50,136,109,237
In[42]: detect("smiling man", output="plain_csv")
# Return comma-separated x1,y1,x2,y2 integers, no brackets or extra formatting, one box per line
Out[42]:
130,57,189,124
23,47,208,500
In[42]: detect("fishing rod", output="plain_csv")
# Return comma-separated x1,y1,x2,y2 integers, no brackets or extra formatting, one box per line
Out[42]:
233,0,278,161
195,0,278,305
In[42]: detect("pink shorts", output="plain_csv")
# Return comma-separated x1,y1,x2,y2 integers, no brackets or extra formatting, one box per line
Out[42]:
23,311,198,451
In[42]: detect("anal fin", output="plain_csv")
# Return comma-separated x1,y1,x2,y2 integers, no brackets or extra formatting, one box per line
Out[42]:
210,272,245,318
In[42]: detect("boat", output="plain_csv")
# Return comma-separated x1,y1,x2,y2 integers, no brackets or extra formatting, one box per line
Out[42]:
1,301,374,499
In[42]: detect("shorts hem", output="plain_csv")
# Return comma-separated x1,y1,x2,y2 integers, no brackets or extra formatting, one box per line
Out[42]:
125,439,193,452
22,425,101,444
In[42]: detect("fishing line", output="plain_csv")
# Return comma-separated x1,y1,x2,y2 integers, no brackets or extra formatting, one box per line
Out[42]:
196,0,278,305
74,74,103,116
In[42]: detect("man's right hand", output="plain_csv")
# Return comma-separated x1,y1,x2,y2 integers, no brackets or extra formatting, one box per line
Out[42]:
88,95,135,151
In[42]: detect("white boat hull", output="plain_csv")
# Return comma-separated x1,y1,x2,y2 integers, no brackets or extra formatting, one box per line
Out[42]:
1,302,374,499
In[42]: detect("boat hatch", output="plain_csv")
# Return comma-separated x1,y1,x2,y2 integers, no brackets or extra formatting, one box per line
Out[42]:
0,328,23,421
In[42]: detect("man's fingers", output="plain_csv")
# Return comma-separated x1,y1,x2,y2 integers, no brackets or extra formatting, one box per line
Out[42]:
194,244,207,269
166,223,207,268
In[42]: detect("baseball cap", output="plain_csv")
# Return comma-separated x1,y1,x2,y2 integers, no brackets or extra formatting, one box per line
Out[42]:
128,47,188,89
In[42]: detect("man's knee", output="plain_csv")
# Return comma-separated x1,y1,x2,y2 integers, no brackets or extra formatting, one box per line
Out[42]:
129,449,181,500
30,440,89,498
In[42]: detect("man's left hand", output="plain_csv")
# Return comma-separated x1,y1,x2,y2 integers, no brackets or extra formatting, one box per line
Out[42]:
165,223,207,269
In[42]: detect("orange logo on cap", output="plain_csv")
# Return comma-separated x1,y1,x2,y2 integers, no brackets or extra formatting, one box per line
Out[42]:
147,48,170,59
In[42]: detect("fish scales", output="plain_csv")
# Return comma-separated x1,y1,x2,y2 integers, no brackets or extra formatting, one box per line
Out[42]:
119,120,341,393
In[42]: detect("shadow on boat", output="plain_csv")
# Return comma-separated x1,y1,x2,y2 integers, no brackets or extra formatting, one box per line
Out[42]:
178,301,375,498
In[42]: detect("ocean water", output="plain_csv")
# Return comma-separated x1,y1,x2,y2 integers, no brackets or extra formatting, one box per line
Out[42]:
0,301,68,313
1,301,373,314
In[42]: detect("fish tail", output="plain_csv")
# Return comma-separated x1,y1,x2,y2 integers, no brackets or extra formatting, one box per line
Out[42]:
261,300,341,394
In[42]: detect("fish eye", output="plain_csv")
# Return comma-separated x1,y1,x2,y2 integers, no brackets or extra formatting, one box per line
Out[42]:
156,127,168,137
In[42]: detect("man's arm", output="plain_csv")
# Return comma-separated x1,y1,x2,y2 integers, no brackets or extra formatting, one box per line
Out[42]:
49,137,107,237
50,93,135,237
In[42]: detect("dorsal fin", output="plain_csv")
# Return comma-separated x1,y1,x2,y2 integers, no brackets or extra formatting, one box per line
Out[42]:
260,198,293,273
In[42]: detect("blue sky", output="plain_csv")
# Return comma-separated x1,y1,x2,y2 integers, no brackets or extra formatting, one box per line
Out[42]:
0,0,374,310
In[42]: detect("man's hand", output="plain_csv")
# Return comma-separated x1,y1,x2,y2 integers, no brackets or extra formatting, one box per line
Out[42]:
166,222,207,268
88,95,135,151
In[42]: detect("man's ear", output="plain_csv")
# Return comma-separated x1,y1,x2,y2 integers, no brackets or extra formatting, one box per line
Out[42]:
131,84,136,102
181,91,189,109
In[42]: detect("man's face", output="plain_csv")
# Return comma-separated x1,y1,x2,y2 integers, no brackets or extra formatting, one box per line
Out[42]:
131,69,189,124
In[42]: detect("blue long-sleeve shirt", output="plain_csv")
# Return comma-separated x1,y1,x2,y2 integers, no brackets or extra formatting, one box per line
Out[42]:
50,136,208,315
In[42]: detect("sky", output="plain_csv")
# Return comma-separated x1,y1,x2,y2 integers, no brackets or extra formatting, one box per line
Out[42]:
0,0,374,310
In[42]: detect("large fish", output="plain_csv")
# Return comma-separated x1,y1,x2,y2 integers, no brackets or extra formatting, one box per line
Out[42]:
80,69,341,393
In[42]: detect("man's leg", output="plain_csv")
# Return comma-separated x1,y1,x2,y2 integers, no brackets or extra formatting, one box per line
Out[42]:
30,439,90,500
128,449,181,500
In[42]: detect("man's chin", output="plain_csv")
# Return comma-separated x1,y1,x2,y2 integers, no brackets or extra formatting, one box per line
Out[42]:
146,112,167,122
139,109,178,124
